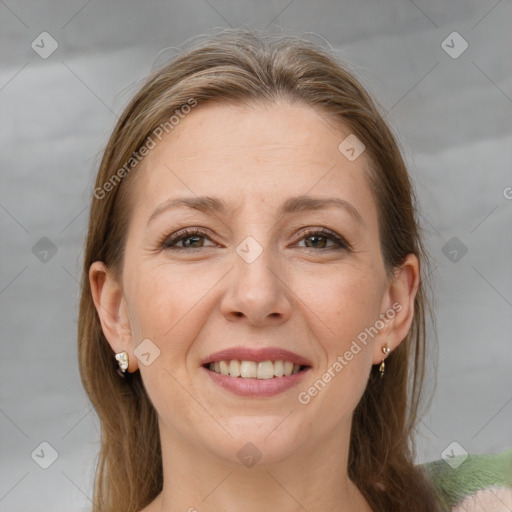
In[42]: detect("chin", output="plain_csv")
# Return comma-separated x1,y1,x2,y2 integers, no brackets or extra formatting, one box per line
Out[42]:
204,422,306,468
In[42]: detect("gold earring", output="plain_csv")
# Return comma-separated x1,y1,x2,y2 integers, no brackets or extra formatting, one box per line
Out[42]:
115,351,129,377
379,344,391,378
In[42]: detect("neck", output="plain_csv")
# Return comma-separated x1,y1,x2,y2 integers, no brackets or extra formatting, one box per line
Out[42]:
149,419,373,512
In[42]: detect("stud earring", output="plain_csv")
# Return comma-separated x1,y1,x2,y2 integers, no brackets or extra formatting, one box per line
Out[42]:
379,344,391,378
115,351,129,377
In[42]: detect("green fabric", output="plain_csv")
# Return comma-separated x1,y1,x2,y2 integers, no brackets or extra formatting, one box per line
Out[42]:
419,448,512,511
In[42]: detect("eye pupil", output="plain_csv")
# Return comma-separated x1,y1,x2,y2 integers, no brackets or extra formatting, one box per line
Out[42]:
184,236,203,248
306,235,326,248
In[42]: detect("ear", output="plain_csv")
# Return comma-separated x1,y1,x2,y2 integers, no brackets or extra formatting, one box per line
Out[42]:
372,253,420,364
89,261,139,373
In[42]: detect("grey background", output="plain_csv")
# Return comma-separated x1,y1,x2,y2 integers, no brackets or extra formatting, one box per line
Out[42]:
1,1,511,510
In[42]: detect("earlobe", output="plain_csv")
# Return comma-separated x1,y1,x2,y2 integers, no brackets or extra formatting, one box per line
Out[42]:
89,261,139,373
374,253,420,363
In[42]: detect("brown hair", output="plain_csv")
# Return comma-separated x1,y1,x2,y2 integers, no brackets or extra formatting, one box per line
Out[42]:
78,28,441,512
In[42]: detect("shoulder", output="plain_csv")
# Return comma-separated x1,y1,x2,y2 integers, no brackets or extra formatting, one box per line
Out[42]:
451,486,512,511
419,448,512,512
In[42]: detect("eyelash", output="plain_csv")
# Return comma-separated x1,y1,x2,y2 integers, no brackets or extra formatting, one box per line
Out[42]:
160,227,351,252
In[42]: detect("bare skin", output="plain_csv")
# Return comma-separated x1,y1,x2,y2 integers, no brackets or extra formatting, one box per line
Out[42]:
90,100,419,512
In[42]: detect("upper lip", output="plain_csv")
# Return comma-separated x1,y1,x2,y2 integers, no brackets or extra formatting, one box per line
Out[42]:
201,347,312,367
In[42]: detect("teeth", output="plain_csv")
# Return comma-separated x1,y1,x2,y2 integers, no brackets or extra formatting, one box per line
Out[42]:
229,360,241,377
274,360,284,377
240,360,257,378
208,359,304,379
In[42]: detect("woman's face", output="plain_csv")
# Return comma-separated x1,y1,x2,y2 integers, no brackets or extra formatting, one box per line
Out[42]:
93,100,415,468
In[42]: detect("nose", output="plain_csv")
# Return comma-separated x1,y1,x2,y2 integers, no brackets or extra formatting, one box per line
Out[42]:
220,241,293,326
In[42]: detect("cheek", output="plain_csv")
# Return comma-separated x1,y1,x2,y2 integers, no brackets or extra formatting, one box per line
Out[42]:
124,262,211,420
126,260,191,331
292,263,382,406
295,260,384,344
125,260,220,362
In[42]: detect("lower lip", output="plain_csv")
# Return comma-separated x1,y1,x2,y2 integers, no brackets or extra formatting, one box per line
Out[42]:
202,366,311,398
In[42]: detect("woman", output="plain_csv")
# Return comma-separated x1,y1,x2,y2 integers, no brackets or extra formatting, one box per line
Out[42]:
78,29,443,511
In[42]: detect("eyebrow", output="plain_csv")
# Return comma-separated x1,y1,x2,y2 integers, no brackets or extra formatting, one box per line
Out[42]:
147,195,366,227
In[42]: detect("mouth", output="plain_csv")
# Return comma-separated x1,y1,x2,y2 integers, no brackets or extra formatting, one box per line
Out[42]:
202,360,312,398
203,360,311,379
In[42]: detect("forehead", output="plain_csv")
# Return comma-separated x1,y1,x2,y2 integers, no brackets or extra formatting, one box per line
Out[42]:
128,100,378,228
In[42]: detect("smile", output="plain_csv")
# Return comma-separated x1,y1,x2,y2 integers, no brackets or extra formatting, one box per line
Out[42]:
205,359,309,379
202,360,311,398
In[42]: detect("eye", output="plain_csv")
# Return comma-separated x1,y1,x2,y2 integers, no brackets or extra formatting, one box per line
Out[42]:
294,228,351,251
161,228,216,250
160,227,351,252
